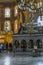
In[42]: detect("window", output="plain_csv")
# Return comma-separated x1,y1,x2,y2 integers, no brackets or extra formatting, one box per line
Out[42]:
37,16,43,26
5,8,10,18
14,19,18,33
4,20,11,32
14,5,18,17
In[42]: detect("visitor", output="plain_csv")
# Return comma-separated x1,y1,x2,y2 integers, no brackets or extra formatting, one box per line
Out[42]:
0,44,3,53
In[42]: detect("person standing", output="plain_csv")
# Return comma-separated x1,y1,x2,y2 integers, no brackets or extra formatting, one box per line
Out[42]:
13,45,16,56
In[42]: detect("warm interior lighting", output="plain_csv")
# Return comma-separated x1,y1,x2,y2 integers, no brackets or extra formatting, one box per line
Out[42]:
0,35,5,38
14,5,18,17
0,39,4,43
37,1,42,8
14,19,19,33
31,5,35,9
39,1,42,7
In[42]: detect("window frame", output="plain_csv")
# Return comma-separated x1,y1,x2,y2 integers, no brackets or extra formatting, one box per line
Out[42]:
5,7,11,18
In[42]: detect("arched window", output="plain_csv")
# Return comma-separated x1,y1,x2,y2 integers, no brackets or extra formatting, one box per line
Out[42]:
5,8,10,18
21,40,27,48
4,20,11,32
36,39,42,48
29,40,34,48
21,40,27,51
14,5,18,17
14,40,19,48
37,16,43,26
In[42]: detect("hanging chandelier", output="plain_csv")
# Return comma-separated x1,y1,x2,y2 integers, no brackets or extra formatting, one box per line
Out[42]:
18,0,43,12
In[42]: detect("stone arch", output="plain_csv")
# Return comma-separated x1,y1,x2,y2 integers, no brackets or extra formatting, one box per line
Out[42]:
29,39,34,48
14,40,20,48
36,39,42,48
21,40,27,51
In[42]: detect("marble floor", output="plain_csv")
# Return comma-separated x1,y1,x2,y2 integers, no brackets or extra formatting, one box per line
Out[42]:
0,52,43,65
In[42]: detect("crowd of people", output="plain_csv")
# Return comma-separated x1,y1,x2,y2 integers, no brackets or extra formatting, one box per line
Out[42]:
0,39,42,53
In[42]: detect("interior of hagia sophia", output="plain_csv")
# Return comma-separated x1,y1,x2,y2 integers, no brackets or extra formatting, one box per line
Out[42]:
0,0,43,50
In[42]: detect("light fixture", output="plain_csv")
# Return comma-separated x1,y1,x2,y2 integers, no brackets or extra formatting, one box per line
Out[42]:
18,0,43,12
